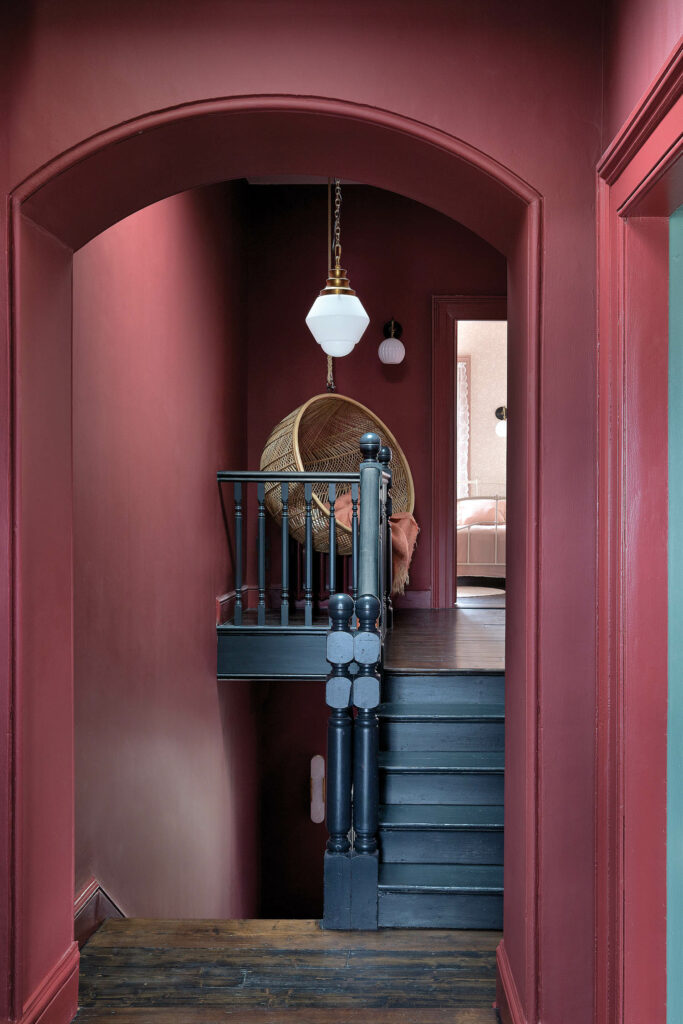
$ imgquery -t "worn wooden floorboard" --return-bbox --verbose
[386,609,505,673]
[75,1011,497,1023]
[76,920,500,1023]
[88,919,501,951]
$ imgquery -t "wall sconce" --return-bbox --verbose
[378,319,406,364]
[495,406,507,438]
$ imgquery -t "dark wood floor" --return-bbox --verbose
[75,919,501,1023]
[386,609,505,674]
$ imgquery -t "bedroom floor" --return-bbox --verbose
[385,607,505,673]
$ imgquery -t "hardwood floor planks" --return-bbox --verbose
[75,1011,497,1023]
[386,609,504,673]
[75,920,500,1023]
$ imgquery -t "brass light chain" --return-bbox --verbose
[326,177,342,393]
[333,177,342,268]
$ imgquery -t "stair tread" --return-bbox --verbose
[379,702,504,721]
[379,751,504,772]
[379,804,504,829]
[379,863,503,893]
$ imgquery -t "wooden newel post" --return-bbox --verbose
[351,592,381,929]
[359,432,382,604]
[323,592,354,929]
[378,445,394,630]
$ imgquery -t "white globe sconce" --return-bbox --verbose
[378,319,406,365]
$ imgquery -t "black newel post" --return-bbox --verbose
[323,592,354,930]
[378,445,394,631]
[351,592,381,929]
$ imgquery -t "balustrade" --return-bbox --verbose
[218,436,394,929]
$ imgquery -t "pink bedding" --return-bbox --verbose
[457,523,506,576]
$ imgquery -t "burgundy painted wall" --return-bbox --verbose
[603,0,683,144]
[3,3,607,1022]
[246,184,507,603]
[73,182,261,919]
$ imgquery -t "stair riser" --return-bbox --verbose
[378,891,503,930]
[381,772,504,805]
[380,721,504,751]
[379,829,504,865]
[383,675,504,704]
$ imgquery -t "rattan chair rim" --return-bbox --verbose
[290,392,415,532]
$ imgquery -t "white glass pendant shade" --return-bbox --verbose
[378,336,406,364]
[495,418,507,438]
[306,291,370,357]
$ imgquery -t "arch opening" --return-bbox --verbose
[8,95,541,1022]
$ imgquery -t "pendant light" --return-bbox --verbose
[305,178,369,357]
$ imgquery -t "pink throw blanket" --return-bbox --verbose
[332,492,419,595]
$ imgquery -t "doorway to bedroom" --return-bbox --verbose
[456,318,508,609]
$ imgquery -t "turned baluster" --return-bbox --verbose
[281,481,290,626]
[351,482,359,601]
[257,481,267,625]
[233,480,243,626]
[378,445,394,630]
[328,482,337,596]
[304,482,314,626]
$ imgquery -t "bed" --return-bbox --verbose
[457,496,506,579]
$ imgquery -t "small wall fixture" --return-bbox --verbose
[305,178,369,358]
[378,319,406,365]
[495,406,507,438]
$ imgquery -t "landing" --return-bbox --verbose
[75,919,501,1022]
[386,609,505,674]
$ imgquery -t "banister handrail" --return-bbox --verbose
[218,470,361,483]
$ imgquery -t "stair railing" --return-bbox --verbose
[217,470,361,625]
[324,432,392,930]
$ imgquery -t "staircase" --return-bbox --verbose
[376,671,504,929]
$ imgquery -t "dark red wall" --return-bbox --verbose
[0,2,628,1021]
[247,184,507,604]
[603,0,683,143]
[73,182,261,918]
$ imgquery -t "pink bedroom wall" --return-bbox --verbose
[72,182,261,919]
[603,0,683,144]
[246,184,507,604]
[3,3,606,1021]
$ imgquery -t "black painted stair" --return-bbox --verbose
[377,671,504,929]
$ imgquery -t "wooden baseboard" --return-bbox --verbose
[74,877,124,948]
[19,942,79,1024]
[495,941,527,1024]
[393,588,432,609]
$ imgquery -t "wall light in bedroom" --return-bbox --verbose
[378,319,406,364]
[305,178,369,358]
[495,406,508,438]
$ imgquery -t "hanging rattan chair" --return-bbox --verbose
[259,393,415,555]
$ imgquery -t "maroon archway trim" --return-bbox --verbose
[12,93,540,209]
[596,38,683,1024]
[5,95,542,1024]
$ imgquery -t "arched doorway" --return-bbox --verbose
[6,96,541,1023]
